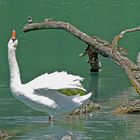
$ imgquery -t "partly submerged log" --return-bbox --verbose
[23,19,140,94]
[79,45,101,72]
[114,100,140,113]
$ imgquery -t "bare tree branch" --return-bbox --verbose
[23,19,140,94]
[112,26,140,48]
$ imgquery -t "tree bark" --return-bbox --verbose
[23,19,140,94]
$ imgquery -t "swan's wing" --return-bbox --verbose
[28,71,85,91]
[34,89,92,110]
[34,89,77,103]
[34,89,80,112]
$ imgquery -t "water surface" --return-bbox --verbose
[0,0,140,139]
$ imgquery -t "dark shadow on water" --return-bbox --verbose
[88,72,101,101]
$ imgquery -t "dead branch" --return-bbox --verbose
[112,26,140,48]
[23,19,140,95]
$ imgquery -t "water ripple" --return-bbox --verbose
[0,0,8,6]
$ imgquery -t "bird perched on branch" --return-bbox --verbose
[28,16,32,24]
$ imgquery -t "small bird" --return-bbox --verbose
[28,16,32,24]
[8,30,92,120]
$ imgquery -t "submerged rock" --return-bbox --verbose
[69,101,101,115]
[61,135,72,140]
[0,131,8,140]
[114,99,140,113]
[61,131,73,140]
[47,132,73,140]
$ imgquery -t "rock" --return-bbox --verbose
[61,131,73,140]
[69,101,101,115]
[114,99,140,113]
[0,131,8,140]
[61,135,72,140]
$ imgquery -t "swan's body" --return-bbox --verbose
[8,31,92,116]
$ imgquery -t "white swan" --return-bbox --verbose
[8,30,92,118]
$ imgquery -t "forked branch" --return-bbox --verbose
[112,26,140,48]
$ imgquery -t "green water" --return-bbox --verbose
[0,0,140,139]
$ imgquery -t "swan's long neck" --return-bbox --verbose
[8,48,21,87]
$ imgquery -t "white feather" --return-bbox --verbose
[27,71,85,91]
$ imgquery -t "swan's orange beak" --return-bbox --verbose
[12,30,16,40]
[11,30,17,48]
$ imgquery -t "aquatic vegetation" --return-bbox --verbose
[58,89,86,96]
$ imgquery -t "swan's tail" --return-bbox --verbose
[72,92,92,105]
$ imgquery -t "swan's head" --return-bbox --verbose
[8,30,18,50]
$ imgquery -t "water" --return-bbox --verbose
[0,0,140,139]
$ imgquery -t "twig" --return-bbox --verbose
[112,26,140,48]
